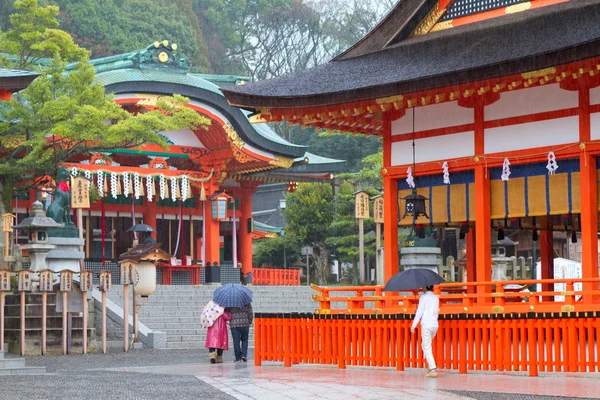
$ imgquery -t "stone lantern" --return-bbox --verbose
[13,201,63,274]
[119,243,170,297]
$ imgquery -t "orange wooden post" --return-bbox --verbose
[239,185,254,283]
[474,165,492,304]
[396,316,404,371]
[20,291,25,357]
[540,226,554,301]
[568,317,578,372]
[382,175,398,282]
[579,87,599,303]
[459,318,467,374]
[284,314,292,367]
[528,317,538,376]
[465,229,476,293]
[255,314,262,366]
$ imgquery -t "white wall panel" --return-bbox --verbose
[391,101,473,135]
[484,116,578,154]
[591,113,600,140]
[485,85,578,121]
[391,131,474,166]
[591,86,600,106]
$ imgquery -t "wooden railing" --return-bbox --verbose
[254,311,600,376]
[311,278,600,315]
[253,268,301,286]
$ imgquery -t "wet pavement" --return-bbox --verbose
[2,349,599,399]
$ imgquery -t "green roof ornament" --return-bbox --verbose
[129,41,190,73]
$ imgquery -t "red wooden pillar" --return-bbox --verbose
[0,90,11,101]
[383,118,399,282]
[473,102,491,303]
[578,86,599,302]
[205,199,221,264]
[466,229,476,294]
[474,165,491,303]
[143,200,158,241]
[239,184,255,282]
[539,226,554,301]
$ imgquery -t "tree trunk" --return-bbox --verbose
[0,177,14,215]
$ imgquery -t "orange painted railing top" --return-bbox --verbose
[311,277,600,315]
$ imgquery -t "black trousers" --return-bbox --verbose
[209,348,223,356]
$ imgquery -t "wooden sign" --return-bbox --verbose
[355,191,370,219]
[120,262,136,286]
[70,176,90,209]
[99,270,112,292]
[80,270,93,292]
[39,269,54,292]
[17,270,32,292]
[0,269,11,291]
[2,213,15,232]
[373,197,384,224]
[59,270,74,292]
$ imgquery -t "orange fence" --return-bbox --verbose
[253,268,300,286]
[254,312,600,376]
[311,278,600,315]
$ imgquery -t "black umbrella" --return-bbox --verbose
[383,268,445,292]
[127,224,156,233]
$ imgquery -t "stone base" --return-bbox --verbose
[400,247,442,273]
[48,224,79,238]
[46,237,84,274]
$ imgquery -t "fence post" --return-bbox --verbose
[527,316,538,376]
[396,315,404,371]
[337,315,346,369]
[284,313,292,367]
[255,313,262,366]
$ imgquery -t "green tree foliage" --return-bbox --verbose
[0,0,87,69]
[52,0,211,71]
[0,1,211,213]
[252,233,300,268]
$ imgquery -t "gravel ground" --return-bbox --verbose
[0,370,235,400]
[23,348,254,372]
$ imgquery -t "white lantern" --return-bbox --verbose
[134,261,156,297]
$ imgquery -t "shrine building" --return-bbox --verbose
[10,42,344,283]
[222,0,600,298]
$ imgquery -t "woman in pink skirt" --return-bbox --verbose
[205,310,231,363]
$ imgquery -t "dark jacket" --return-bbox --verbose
[227,304,253,328]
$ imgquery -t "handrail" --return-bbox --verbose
[311,278,600,315]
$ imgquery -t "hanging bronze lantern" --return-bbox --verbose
[400,191,429,220]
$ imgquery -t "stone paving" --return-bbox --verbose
[1,349,599,399]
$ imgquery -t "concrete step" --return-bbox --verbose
[166,341,204,349]
[0,367,47,375]
[0,358,25,369]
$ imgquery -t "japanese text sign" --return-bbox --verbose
[355,192,369,219]
[99,271,112,292]
[70,176,90,209]
[373,197,384,224]
[60,270,73,292]
[18,270,32,292]
[39,270,54,292]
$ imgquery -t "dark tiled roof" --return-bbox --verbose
[0,68,38,91]
[223,1,600,109]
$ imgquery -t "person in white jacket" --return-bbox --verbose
[410,285,440,378]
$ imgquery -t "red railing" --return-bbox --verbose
[254,311,600,376]
[311,278,600,315]
[157,263,202,285]
[253,268,301,286]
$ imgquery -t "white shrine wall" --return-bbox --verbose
[389,83,588,167]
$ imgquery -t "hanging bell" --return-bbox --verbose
[459,222,469,240]
[571,230,577,243]
[532,228,539,242]
[497,228,505,241]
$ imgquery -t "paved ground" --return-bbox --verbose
[1,349,599,400]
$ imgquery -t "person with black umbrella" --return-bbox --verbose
[410,285,440,378]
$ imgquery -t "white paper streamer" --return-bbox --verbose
[159,174,167,200]
[406,167,415,189]
[110,172,118,199]
[97,171,104,197]
[133,172,141,199]
[84,170,91,191]
[442,162,450,185]
[546,151,558,175]
[501,158,511,181]
[70,166,78,177]
[122,172,130,197]
[181,175,189,201]
[170,177,178,202]
[146,176,153,202]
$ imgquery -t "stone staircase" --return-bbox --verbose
[107,285,316,350]
[0,350,46,375]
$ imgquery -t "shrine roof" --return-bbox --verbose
[0,68,38,92]
[254,221,283,235]
[90,42,307,158]
[222,0,600,109]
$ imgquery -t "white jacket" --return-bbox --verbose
[411,291,439,329]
